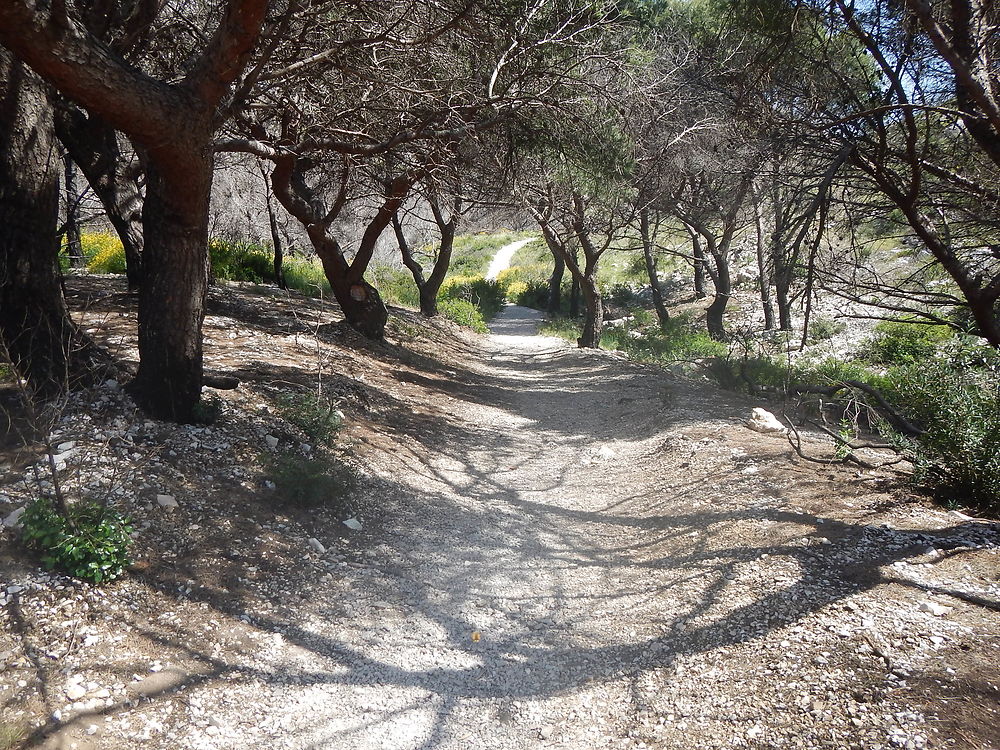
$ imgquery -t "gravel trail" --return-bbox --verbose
[14,298,997,750]
[484,238,538,281]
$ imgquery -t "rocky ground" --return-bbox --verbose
[0,277,998,750]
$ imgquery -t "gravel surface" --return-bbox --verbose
[2,292,998,750]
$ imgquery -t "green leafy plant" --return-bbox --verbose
[84,232,127,274]
[266,452,357,508]
[860,319,953,365]
[209,238,277,283]
[283,257,332,297]
[20,499,133,583]
[191,394,223,425]
[807,316,846,343]
[274,391,343,445]
[438,274,506,320]
[887,359,1000,512]
[0,721,26,750]
[438,298,488,333]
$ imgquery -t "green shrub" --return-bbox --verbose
[516,280,554,309]
[20,499,133,583]
[274,390,343,446]
[283,257,331,297]
[209,238,277,283]
[439,275,506,320]
[807,316,846,343]
[887,359,1000,512]
[84,232,127,274]
[860,319,953,365]
[371,266,420,308]
[266,452,357,508]
[439,298,489,333]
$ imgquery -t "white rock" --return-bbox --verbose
[596,446,616,460]
[947,510,974,521]
[264,435,279,449]
[918,600,952,616]
[65,683,87,701]
[746,408,786,434]
[3,506,25,528]
[6,584,24,594]
[307,537,326,554]
[343,518,363,531]
[56,441,76,452]
[156,494,178,509]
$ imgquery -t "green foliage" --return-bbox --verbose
[84,232,127,274]
[0,721,26,750]
[209,239,277,284]
[191,394,223,425]
[283,257,332,297]
[807,316,846,343]
[20,499,133,584]
[273,391,343,446]
[543,314,726,362]
[438,275,506,320]
[888,358,1000,512]
[266,452,357,508]
[439,298,489,333]
[371,266,420,308]
[860,319,954,365]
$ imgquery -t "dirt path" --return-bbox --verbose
[177,306,998,749]
[3,291,998,750]
[485,238,537,281]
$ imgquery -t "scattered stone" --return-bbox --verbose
[596,446,616,460]
[308,537,326,554]
[746,408,786,434]
[65,682,87,701]
[156,494,178,509]
[3,506,25,528]
[918,600,952,616]
[265,434,279,449]
[343,518,363,531]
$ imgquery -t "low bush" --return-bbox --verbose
[807,316,846,343]
[84,232,127,274]
[439,275,506,320]
[266,452,357,508]
[20,499,133,583]
[439,298,488,333]
[887,355,1000,512]
[371,267,420,308]
[283,257,331,297]
[209,238,277,284]
[273,390,343,446]
[859,319,953,365]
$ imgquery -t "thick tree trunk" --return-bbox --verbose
[63,153,84,268]
[775,268,793,331]
[639,209,670,329]
[692,236,707,299]
[706,251,731,341]
[577,275,603,348]
[330,274,389,339]
[0,55,82,396]
[129,151,212,422]
[540,231,565,314]
[55,107,144,290]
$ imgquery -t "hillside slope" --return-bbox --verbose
[1,279,998,750]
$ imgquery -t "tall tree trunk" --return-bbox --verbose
[545,238,565,314]
[639,208,670,329]
[706,250,731,341]
[752,196,775,330]
[0,55,95,396]
[264,186,286,290]
[577,274,603,348]
[692,234,707,299]
[63,152,84,268]
[129,149,212,422]
[569,246,581,318]
[54,107,144,290]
